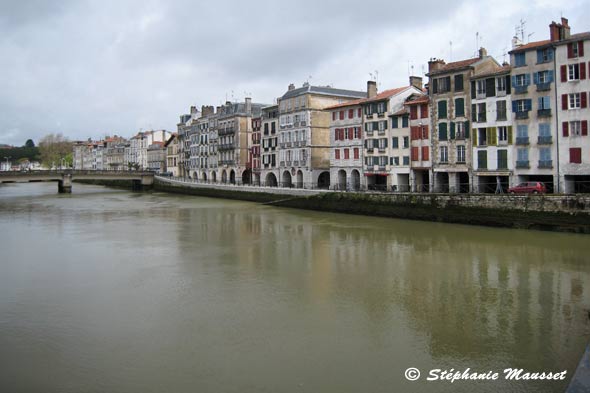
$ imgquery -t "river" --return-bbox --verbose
[1,182,589,393]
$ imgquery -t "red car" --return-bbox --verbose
[508,181,547,194]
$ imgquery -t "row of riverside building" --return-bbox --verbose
[76,17,590,194]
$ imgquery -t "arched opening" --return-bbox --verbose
[338,170,347,191]
[282,171,292,188]
[317,171,330,189]
[221,170,227,184]
[265,172,278,187]
[202,172,207,182]
[193,171,199,181]
[253,173,260,186]
[211,171,217,183]
[296,170,303,188]
[242,169,252,185]
[229,170,236,184]
[351,169,360,191]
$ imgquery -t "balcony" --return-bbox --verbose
[219,160,235,166]
[514,85,528,94]
[516,136,529,145]
[378,166,386,171]
[515,111,529,120]
[217,127,235,136]
[536,82,552,92]
[516,160,530,168]
[538,136,553,144]
[217,143,236,151]
[537,109,552,118]
[538,160,553,169]
[293,160,299,166]
[279,161,285,167]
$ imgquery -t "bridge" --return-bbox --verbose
[0,170,155,193]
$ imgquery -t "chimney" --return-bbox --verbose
[190,106,197,115]
[549,21,560,42]
[245,97,252,115]
[288,83,295,91]
[409,76,423,90]
[478,47,487,58]
[367,80,377,98]
[561,17,571,39]
[201,105,214,117]
[216,106,221,114]
[427,58,446,73]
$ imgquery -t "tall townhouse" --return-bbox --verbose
[363,79,425,191]
[207,110,219,182]
[553,19,590,193]
[251,116,262,185]
[277,83,366,189]
[215,98,266,185]
[406,91,432,192]
[176,106,200,178]
[165,134,180,177]
[190,106,214,181]
[427,48,500,192]
[327,99,364,191]
[260,105,279,186]
[509,36,558,191]
[471,65,514,193]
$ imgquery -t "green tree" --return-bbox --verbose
[38,133,73,168]
[25,139,35,148]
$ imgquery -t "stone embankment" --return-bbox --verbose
[154,177,590,233]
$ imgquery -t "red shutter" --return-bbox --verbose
[335,149,340,160]
[410,106,418,120]
[339,111,344,120]
[422,125,429,139]
[581,62,587,80]
[579,41,585,57]
[570,148,581,164]
[357,108,361,118]
[563,122,569,137]
[348,128,353,140]
[354,148,359,159]
[562,94,569,110]
[332,112,336,121]
[421,146,429,161]
[561,65,567,82]
[411,147,419,161]
[582,92,588,108]
[582,120,588,136]
[568,43,574,59]
[344,148,349,159]
[420,104,428,119]
[348,109,353,119]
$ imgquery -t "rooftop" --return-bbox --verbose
[427,57,481,76]
[326,86,414,110]
[281,84,366,100]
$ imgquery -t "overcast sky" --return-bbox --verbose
[0,0,588,145]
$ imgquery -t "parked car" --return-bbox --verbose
[508,182,547,194]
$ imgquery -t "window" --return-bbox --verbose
[420,104,428,119]
[455,98,465,117]
[538,96,551,110]
[514,74,529,87]
[391,117,399,129]
[402,116,409,128]
[517,125,528,137]
[344,148,350,159]
[477,103,486,122]
[378,138,387,150]
[496,100,507,121]
[536,48,554,63]
[440,146,448,163]
[497,76,506,92]
[568,41,584,59]
[335,149,340,160]
[411,147,419,161]
[517,148,529,163]
[539,147,551,163]
[476,80,486,95]
[570,148,582,163]
[339,111,344,120]
[568,64,580,81]
[348,109,354,119]
[402,156,410,166]
[434,77,450,93]
[377,101,387,114]
[536,70,554,84]
[403,136,409,148]
[456,122,466,139]
[392,137,399,148]
[454,74,464,91]
[569,93,581,109]
[498,126,508,143]
[478,128,487,146]
[514,52,526,67]
[438,100,448,119]
[354,127,361,139]
[353,148,359,159]
[570,121,582,136]
[457,145,466,163]
[513,99,532,112]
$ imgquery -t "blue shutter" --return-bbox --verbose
[524,74,531,86]
[525,99,532,111]
[536,50,543,64]
[512,101,518,112]
[511,75,516,87]
[533,72,539,85]
[548,48,554,61]
[391,117,398,129]
[547,70,554,82]
[537,97,542,108]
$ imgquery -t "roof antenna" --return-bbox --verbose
[449,41,453,61]
[475,32,479,57]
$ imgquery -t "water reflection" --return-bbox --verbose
[1,182,589,393]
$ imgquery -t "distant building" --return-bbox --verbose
[165,134,180,177]
[147,142,166,173]
[259,105,279,186]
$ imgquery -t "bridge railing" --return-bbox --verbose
[0,169,154,177]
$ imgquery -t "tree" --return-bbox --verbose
[38,133,73,168]
[25,139,35,148]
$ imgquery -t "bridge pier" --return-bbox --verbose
[58,174,72,193]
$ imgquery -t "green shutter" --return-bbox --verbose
[438,100,447,119]
[471,104,477,122]
[507,126,513,145]
[472,129,477,146]
[455,98,465,117]
[464,121,470,138]
[490,127,497,145]
[438,122,448,140]
[450,122,456,139]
